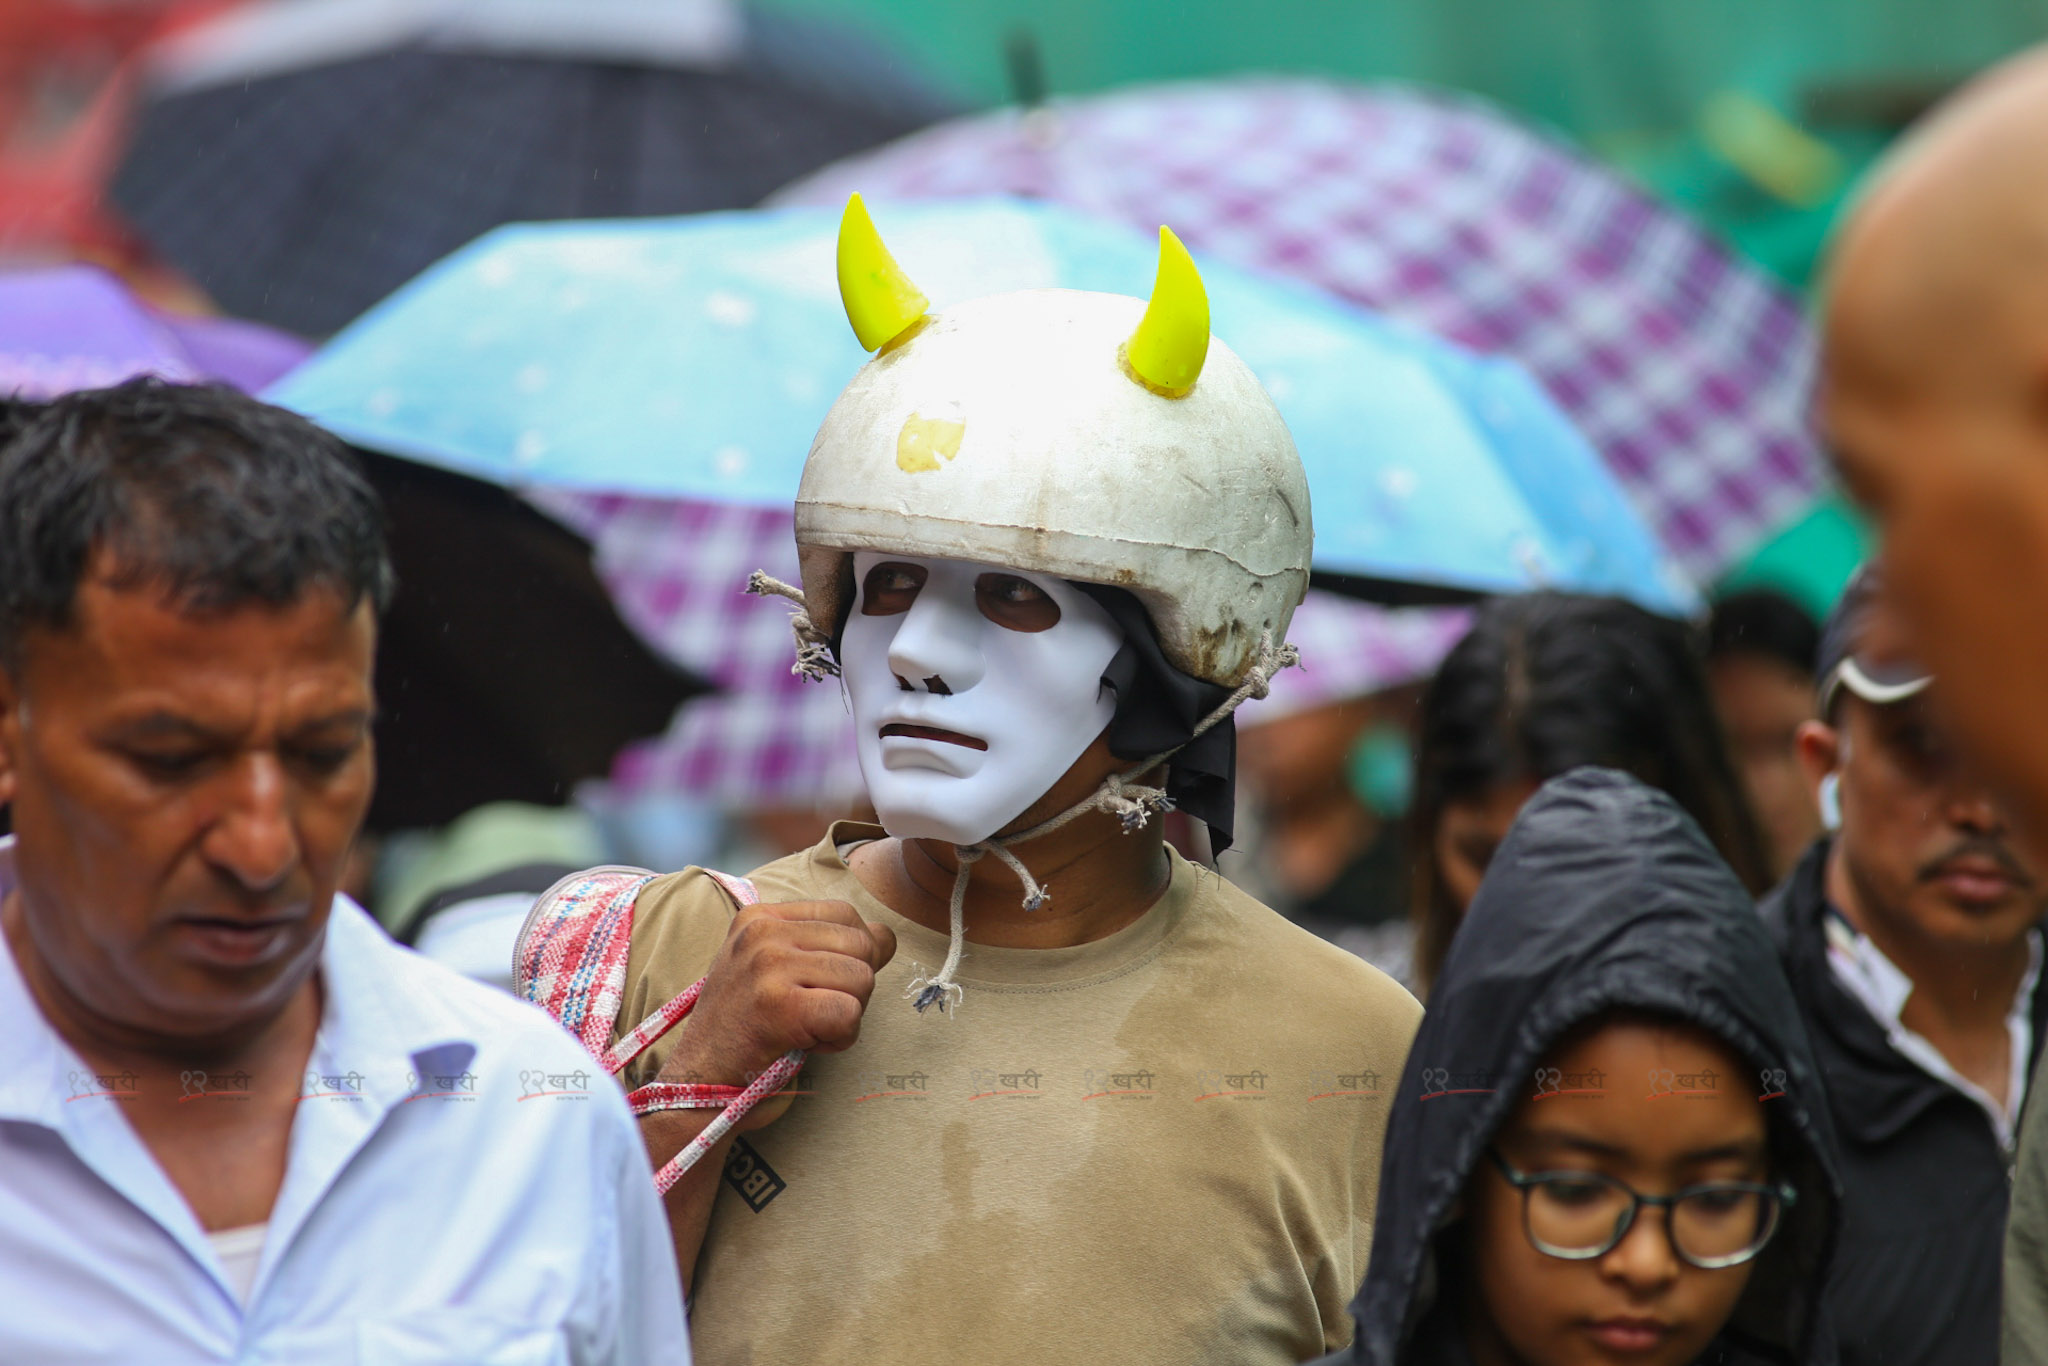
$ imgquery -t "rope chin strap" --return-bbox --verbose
[904,631,1297,1015]
[748,566,1298,1015]
[749,571,840,680]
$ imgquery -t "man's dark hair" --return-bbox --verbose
[0,395,44,449]
[1706,589,1821,680]
[0,378,393,668]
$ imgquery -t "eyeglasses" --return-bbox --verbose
[1486,1149,1794,1269]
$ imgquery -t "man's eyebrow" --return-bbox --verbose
[288,707,374,733]
[103,713,225,743]
[105,707,374,742]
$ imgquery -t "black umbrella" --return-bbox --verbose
[361,450,709,831]
[111,4,958,336]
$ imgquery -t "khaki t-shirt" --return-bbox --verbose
[613,825,1422,1366]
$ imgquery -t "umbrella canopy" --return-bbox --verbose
[0,263,307,396]
[0,263,706,831]
[270,199,1692,609]
[107,0,956,336]
[357,452,708,831]
[269,199,1689,805]
[775,78,1824,582]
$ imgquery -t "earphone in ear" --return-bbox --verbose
[1819,773,1843,832]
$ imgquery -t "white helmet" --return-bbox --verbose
[792,195,1312,688]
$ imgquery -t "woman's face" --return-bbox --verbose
[1464,1020,1773,1366]
[1434,780,1538,916]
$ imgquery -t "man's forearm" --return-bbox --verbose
[638,1109,737,1295]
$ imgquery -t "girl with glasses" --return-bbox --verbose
[1315,768,1843,1365]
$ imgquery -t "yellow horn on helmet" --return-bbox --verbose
[837,192,928,353]
[1121,226,1210,398]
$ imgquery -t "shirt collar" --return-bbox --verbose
[0,840,64,1124]
[0,836,480,1122]
[1822,908,1917,1022]
[310,887,481,1107]
[1824,903,2042,1143]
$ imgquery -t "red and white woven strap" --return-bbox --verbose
[603,977,705,1076]
[650,1049,805,1194]
[628,1079,743,1115]
[604,870,808,1194]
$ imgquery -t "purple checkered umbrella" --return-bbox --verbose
[538,80,1820,808]
[776,78,1824,581]
[530,490,1469,808]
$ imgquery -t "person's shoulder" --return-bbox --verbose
[634,841,835,930]
[1175,859,1423,1027]
[633,865,744,936]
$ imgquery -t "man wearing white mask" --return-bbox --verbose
[518,197,1421,1365]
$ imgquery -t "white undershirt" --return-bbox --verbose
[1825,910,2041,1151]
[206,1223,267,1304]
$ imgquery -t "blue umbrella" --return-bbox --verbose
[270,197,1695,612]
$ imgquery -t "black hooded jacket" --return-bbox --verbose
[1328,768,1843,1365]
[1758,838,2046,1366]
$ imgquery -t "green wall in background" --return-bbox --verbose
[760,0,2048,288]
[761,0,2048,135]
[1718,494,1873,622]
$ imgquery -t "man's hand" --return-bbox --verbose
[656,899,896,1123]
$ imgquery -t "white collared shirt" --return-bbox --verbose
[0,838,690,1366]
[1825,907,2042,1150]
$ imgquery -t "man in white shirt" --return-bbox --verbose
[1758,562,2047,1366]
[0,379,689,1364]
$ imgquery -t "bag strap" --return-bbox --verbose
[515,865,797,1193]
[514,865,762,1069]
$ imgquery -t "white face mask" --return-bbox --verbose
[840,552,1124,846]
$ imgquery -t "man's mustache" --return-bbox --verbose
[1916,837,2035,887]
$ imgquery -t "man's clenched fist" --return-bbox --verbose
[656,899,896,1126]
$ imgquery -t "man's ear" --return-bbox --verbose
[1794,718,1842,814]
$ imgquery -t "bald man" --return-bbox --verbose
[1822,49,2048,834]
[1819,46,2048,1364]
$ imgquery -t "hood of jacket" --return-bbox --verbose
[1351,767,1843,1365]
